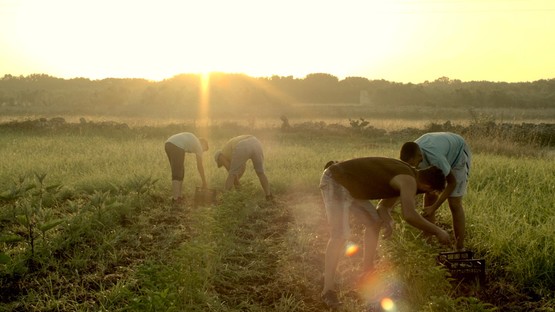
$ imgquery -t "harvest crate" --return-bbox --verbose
[437,251,486,285]
[193,187,219,208]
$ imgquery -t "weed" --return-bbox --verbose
[0,174,65,263]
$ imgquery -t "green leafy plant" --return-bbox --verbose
[126,175,159,196]
[0,173,65,262]
[85,190,125,228]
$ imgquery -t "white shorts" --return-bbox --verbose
[319,169,380,240]
[451,145,471,197]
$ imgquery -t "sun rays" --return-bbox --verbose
[196,72,211,138]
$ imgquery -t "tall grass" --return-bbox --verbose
[0,132,169,191]
[465,155,555,296]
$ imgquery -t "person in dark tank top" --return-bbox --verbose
[319,157,450,308]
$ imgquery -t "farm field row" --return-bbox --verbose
[1,121,554,311]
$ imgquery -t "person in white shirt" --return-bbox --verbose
[165,132,208,205]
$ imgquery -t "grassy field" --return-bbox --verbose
[1,118,554,311]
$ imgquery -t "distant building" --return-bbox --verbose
[360,90,370,105]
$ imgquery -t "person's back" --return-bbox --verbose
[329,157,416,199]
[220,135,253,160]
[414,132,466,174]
[166,132,203,155]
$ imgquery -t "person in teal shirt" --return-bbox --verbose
[400,132,472,251]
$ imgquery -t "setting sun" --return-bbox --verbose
[1,0,554,82]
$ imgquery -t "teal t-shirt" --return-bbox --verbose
[415,132,466,176]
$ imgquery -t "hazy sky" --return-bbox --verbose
[1,0,554,83]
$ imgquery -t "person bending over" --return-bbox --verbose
[400,132,471,251]
[165,132,208,206]
[319,157,450,308]
[214,135,273,200]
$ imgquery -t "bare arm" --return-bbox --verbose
[424,171,456,216]
[220,157,242,190]
[391,175,451,245]
[196,154,207,188]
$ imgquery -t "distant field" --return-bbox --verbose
[1,104,554,131]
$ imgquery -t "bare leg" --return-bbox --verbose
[448,197,466,250]
[256,172,271,196]
[322,237,345,295]
[171,180,182,200]
[362,225,380,271]
[423,192,438,224]
[224,174,237,191]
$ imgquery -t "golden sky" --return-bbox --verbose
[1,0,554,83]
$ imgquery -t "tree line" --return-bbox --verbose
[1,73,554,119]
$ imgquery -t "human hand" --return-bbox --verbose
[436,229,451,246]
[422,205,435,217]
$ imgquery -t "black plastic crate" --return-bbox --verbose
[193,187,219,208]
[437,250,474,262]
[437,251,486,285]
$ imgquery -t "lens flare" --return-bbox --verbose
[345,242,360,257]
[357,265,401,312]
[197,72,210,138]
[381,297,396,311]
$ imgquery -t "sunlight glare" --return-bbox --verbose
[4,0,553,82]
[197,72,210,137]
[357,266,402,311]
[381,297,396,311]
[345,242,360,257]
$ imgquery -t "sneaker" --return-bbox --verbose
[321,290,342,309]
[265,194,274,201]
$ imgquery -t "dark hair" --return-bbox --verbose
[400,141,419,162]
[418,166,446,191]
[324,160,338,170]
